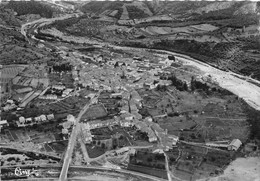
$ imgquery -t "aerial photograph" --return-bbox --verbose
[0,0,260,181]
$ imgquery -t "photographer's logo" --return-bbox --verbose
[14,167,39,177]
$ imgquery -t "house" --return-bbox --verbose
[67,114,76,124]
[62,89,73,97]
[40,115,47,122]
[82,129,93,144]
[39,94,57,100]
[25,118,33,124]
[34,116,41,122]
[52,84,65,90]
[158,80,172,86]
[81,124,94,143]
[148,133,157,142]
[134,121,157,142]
[120,112,134,121]
[0,120,9,128]
[0,120,9,132]
[62,121,73,129]
[3,104,17,112]
[110,92,123,99]
[120,119,133,127]
[19,117,25,124]
[228,139,242,151]
[168,134,179,145]
[6,100,14,104]
[153,149,164,154]
[88,120,103,129]
[144,117,153,122]
[62,128,69,135]
[47,114,54,120]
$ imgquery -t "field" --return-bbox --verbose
[140,24,219,36]
[168,143,235,180]
[85,144,105,158]
[48,72,74,88]
[128,164,168,179]
[129,149,166,169]
[26,95,89,118]
[1,65,27,79]
[46,140,68,155]
[81,104,107,120]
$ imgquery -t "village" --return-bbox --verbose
[1,42,255,180]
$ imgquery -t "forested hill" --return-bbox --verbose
[6,1,58,18]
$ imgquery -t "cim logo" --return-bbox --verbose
[14,167,39,177]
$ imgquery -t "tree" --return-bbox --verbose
[101,143,105,149]
[147,157,153,162]
[114,62,119,68]
[169,157,175,163]
[183,82,188,91]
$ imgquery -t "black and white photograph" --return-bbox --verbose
[0,0,260,180]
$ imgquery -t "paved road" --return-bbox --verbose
[59,91,100,181]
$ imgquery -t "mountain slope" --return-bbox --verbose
[0,5,20,26]
[5,1,61,18]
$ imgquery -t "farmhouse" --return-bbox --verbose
[0,120,9,132]
[228,139,242,151]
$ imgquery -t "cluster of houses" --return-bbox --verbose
[39,94,58,100]
[68,51,177,93]
[38,85,74,100]
[60,114,76,135]
[16,114,55,127]
[2,100,17,112]
[80,112,179,150]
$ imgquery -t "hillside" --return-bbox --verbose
[0,5,21,26]
[0,3,62,65]
[79,1,260,22]
[5,1,61,18]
